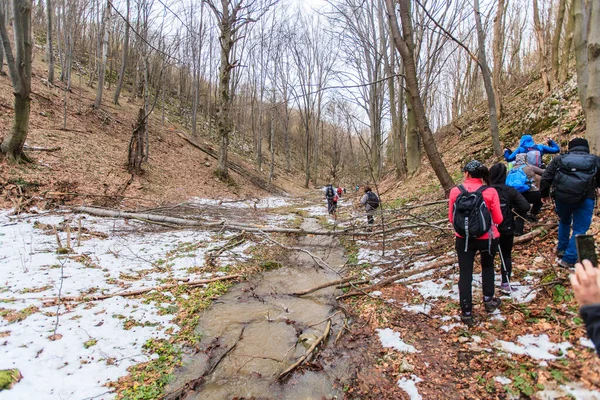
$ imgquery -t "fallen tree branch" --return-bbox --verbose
[23,145,61,152]
[291,276,359,296]
[337,256,455,299]
[278,319,331,380]
[75,206,443,237]
[258,230,336,273]
[514,224,558,244]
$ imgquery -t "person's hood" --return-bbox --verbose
[489,163,507,185]
[519,135,535,149]
[514,153,527,166]
[569,146,590,154]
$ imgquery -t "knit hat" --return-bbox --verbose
[568,137,589,150]
[489,163,507,185]
[514,153,527,166]
[463,160,483,172]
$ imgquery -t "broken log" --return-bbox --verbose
[514,223,557,244]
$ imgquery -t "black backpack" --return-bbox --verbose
[452,185,493,250]
[552,153,598,203]
[326,185,334,198]
[366,191,380,209]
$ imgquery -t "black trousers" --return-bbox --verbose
[498,234,514,284]
[514,191,542,235]
[456,237,498,314]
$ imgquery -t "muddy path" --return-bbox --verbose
[166,216,359,399]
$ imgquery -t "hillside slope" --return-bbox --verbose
[0,49,302,210]
[381,73,584,201]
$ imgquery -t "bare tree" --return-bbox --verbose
[113,0,129,105]
[532,0,551,94]
[0,0,33,162]
[492,0,505,118]
[551,0,567,82]
[584,0,599,152]
[473,0,502,157]
[94,0,111,109]
[385,0,453,194]
[204,0,276,179]
[46,0,54,83]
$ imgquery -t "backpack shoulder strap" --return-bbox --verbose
[457,184,467,194]
[475,185,489,194]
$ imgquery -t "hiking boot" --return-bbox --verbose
[556,248,566,258]
[461,313,476,326]
[557,259,575,270]
[500,283,518,294]
[483,297,502,313]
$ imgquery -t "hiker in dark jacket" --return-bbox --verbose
[540,138,600,269]
[571,259,600,356]
[448,161,503,326]
[360,186,379,226]
[490,163,530,293]
[504,134,559,164]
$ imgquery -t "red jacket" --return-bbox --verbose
[448,178,503,239]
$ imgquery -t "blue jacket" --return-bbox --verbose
[504,135,560,162]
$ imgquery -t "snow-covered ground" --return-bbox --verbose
[0,206,256,399]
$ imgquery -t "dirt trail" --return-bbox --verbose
[166,217,356,399]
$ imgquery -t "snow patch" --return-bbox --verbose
[495,376,512,385]
[494,334,572,360]
[397,375,423,400]
[377,328,418,353]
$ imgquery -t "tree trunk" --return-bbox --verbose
[474,0,503,157]
[492,0,505,119]
[586,0,600,154]
[532,0,551,94]
[93,0,110,109]
[269,106,275,184]
[113,0,129,105]
[1,94,30,161]
[46,0,53,84]
[405,93,420,175]
[0,0,33,162]
[573,0,589,108]
[0,34,4,76]
[560,0,575,82]
[551,0,567,82]
[215,16,233,179]
[385,0,454,195]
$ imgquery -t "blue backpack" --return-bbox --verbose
[506,166,531,193]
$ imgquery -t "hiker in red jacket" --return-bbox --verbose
[449,160,504,325]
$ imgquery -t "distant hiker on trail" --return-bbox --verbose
[540,138,600,269]
[506,153,543,235]
[449,160,503,326]
[360,186,380,227]
[490,163,530,293]
[504,134,559,167]
[324,183,338,218]
[337,187,343,198]
[571,259,600,356]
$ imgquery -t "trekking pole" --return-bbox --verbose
[497,243,513,297]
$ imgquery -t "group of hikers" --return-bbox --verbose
[451,135,600,330]
[324,183,380,226]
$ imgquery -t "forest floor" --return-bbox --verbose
[1,189,600,399]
